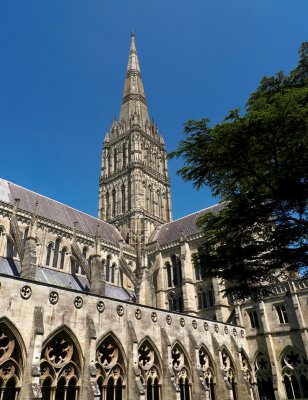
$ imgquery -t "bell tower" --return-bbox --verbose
[98,34,172,245]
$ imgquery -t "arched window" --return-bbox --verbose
[168,295,173,311]
[52,238,61,269]
[172,344,191,400]
[122,144,126,168]
[106,255,111,282]
[108,152,111,175]
[114,148,118,172]
[0,321,23,399]
[275,304,289,324]
[6,238,16,259]
[221,348,237,400]
[112,189,116,217]
[111,263,116,284]
[166,262,172,288]
[121,184,126,214]
[199,347,216,399]
[106,192,110,220]
[96,334,125,400]
[172,255,178,286]
[195,266,201,281]
[254,352,275,400]
[138,339,162,400]
[40,329,81,400]
[46,243,53,266]
[23,227,29,243]
[60,247,67,270]
[208,289,215,307]
[281,347,308,399]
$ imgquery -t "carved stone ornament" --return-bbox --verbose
[241,329,245,338]
[166,315,172,325]
[180,317,185,327]
[135,308,142,320]
[192,320,197,329]
[97,301,105,313]
[204,322,209,331]
[117,305,124,316]
[214,324,219,333]
[20,285,32,299]
[233,328,237,336]
[74,296,83,309]
[151,312,157,322]
[49,291,59,305]
[224,326,229,334]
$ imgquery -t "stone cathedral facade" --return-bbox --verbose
[0,35,307,400]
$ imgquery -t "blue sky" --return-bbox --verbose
[0,0,307,220]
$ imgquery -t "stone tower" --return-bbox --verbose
[98,34,172,245]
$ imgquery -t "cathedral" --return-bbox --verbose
[0,34,307,400]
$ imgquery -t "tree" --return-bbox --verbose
[169,43,308,300]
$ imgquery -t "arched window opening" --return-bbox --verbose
[248,310,260,329]
[221,348,237,400]
[52,238,61,269]
[172,255,178,286]
[106,192,110,220]
[111,263,116,284]
[96,335,125,400]
[40,330,81,400]
[195,266,201,281]
[166,262,172,288]
[276,304,289,324]
[121,184,126,214]
[138,340,162,400]
[281,347,308,399]
[255,352,275,400]
[88,256,93,268]
[0,322,23,400]
[108,153,111,175]
[6,238,17,259]
[114,148,118,172]
[199,347,216,400]
[106,255,111,282]
[122,144,126,168]
[46,243,53,266]
[172,344,191,400]
[60,247,67,270]
[208,289,215,307]
[168,296,173,311]
[112,189,116,217]
[23,227,29,243]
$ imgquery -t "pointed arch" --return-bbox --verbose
[254,350,275,400]
[220,346,238,400]
[198,344,217,399]
[171,341,192,400]
[138,336,163,400]
[96,332,126,400]
[40,325,82,400]
[0,318,26,399]
[280,346,308,399]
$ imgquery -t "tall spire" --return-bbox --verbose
[119,33,150,124]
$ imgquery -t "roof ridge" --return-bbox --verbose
[162,203,223,227]
[2,178,112,228]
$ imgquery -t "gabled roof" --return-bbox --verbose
[150,203,224,245]
[0,178,123,244]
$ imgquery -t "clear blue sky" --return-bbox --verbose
[0,0,307,220]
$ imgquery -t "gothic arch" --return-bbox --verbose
[171,341,192,400]
[253,351,275,400]
[198,344,217,399]
[279,346,308,399]
[96,332,126,400]
[40,325,82,400]
[0,318,26,399]
[138,337,162,400]
[220,346,238,400]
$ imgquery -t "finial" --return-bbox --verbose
[131,31,135,38]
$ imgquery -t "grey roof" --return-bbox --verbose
[0,257,134,301]
[151,203,225,245]
[0,178,123,244]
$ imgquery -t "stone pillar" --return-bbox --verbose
[30,307,44,399]
[90,237,105,296]
[180,240,197,315]
[20,214,38,280]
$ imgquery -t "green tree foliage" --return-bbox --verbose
[169,43,308,300]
